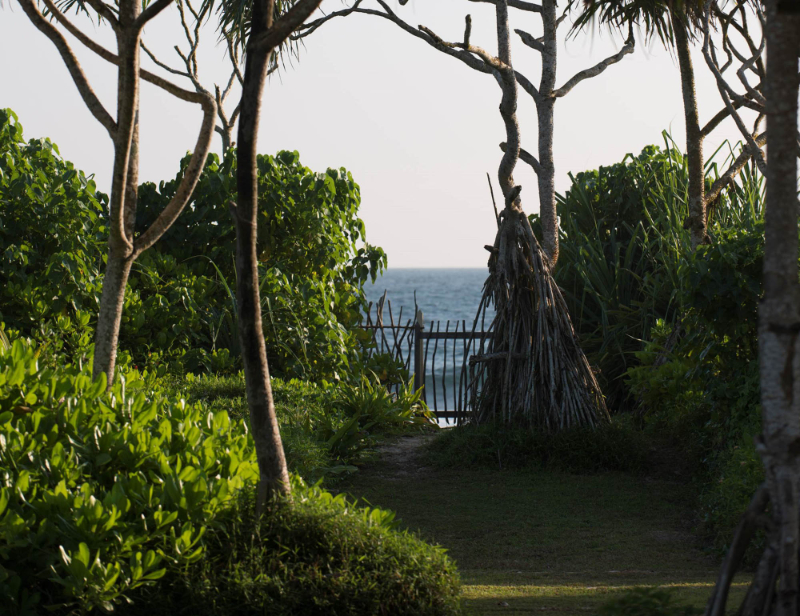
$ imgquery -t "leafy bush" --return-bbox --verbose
[125,478,462,616]
[425,417,649,474]
[135,149,387,381]
[0,341,458,615]
[0,338,259,614]
[626,222,765,557]
[540,133,763,410]
[598,588,702,616]
[0,108,105,360]
[170,373,433,483]
[0,108,385,382]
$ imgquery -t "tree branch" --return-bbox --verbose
[136,0,174,30]
[17,0,117,137]
[501,141,542,174]
[249,0,325,52]
[551,35,634,98]
[515,28,544,53]
[134,92,216,253]
[705,131,766,208]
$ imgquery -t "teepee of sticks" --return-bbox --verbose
[467,190,608,429]
[460,0,607,430]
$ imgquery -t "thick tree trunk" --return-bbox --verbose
[537,0,558,267]
[672,13,706,249]
[758,2,800,613]
[706,3,800,614]
[234,0,291,509]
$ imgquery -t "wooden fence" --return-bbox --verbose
[361,294,493,423]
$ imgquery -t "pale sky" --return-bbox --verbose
[0,1,753,267]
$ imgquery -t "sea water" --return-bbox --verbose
[365,268,495,418]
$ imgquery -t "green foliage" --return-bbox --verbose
[542,132,763,410]
[598,588,703,616]
[0,338,259,614]
[0,109,385,382]
[426,417,649,474]
[135,149,386,381]
[626,220,765,557]
[0,108,105,360]
[125,478,462,616]
[170,373,433,484]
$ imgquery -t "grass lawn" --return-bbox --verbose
[338,434,749,615]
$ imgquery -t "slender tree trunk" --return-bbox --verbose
[758,2,800,613]
[234,0,291,509]
[537,0,558,267]
[93,250,134,386]
[672,12,706,249]
[92,11,141,386]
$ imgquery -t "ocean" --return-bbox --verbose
[365,268,492,327]
[365,268,495,419]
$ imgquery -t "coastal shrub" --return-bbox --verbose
[170,373,433,483]
[0,108,386,382]
[0,338,259,615]
[425,417,649,473]
[0,340,457,615]
[626,223,765,556]
[125,479,462,616]
[538,134,763,410]
[136,148,387,381]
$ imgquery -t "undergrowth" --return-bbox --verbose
[424,416,649,474]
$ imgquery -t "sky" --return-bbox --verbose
[0,0,754,268]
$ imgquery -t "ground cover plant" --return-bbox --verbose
[0,338,457,615]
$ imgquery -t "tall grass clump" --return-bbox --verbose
[538,131,764,411]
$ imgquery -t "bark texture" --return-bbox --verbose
[464,0,607,429]
[705,3,800,614]
[234,0,292,507]
[230,0,323,511]
[673,13,706,249]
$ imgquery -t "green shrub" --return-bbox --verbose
[126,478,462,616]
[597,588,702,616]
[0,108,386,382]
[425,417,649,474]
[169,373,433,483]
[0,338,259,614]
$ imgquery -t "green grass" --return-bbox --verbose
[337,434,749,615]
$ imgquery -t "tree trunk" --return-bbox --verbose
[538,0,558,267]
[758,2,800,613]
[706,3,800,614]
[672,12,706,249]
[234,0,291,510]
[93,15,140,386]
[92,249,134,387]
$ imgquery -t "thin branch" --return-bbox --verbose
[17,0,117,137]
[701,0,766,175]
[515,28,544,53]
[705,132,766,206]
[551,35,634,98]
[501,141,542,174]
[134,94,216,253]
[136,0,174,30]
[141,41,191,78]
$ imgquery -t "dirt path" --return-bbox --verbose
[340,433,749,615]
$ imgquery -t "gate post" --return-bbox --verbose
[413,313,424,398]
